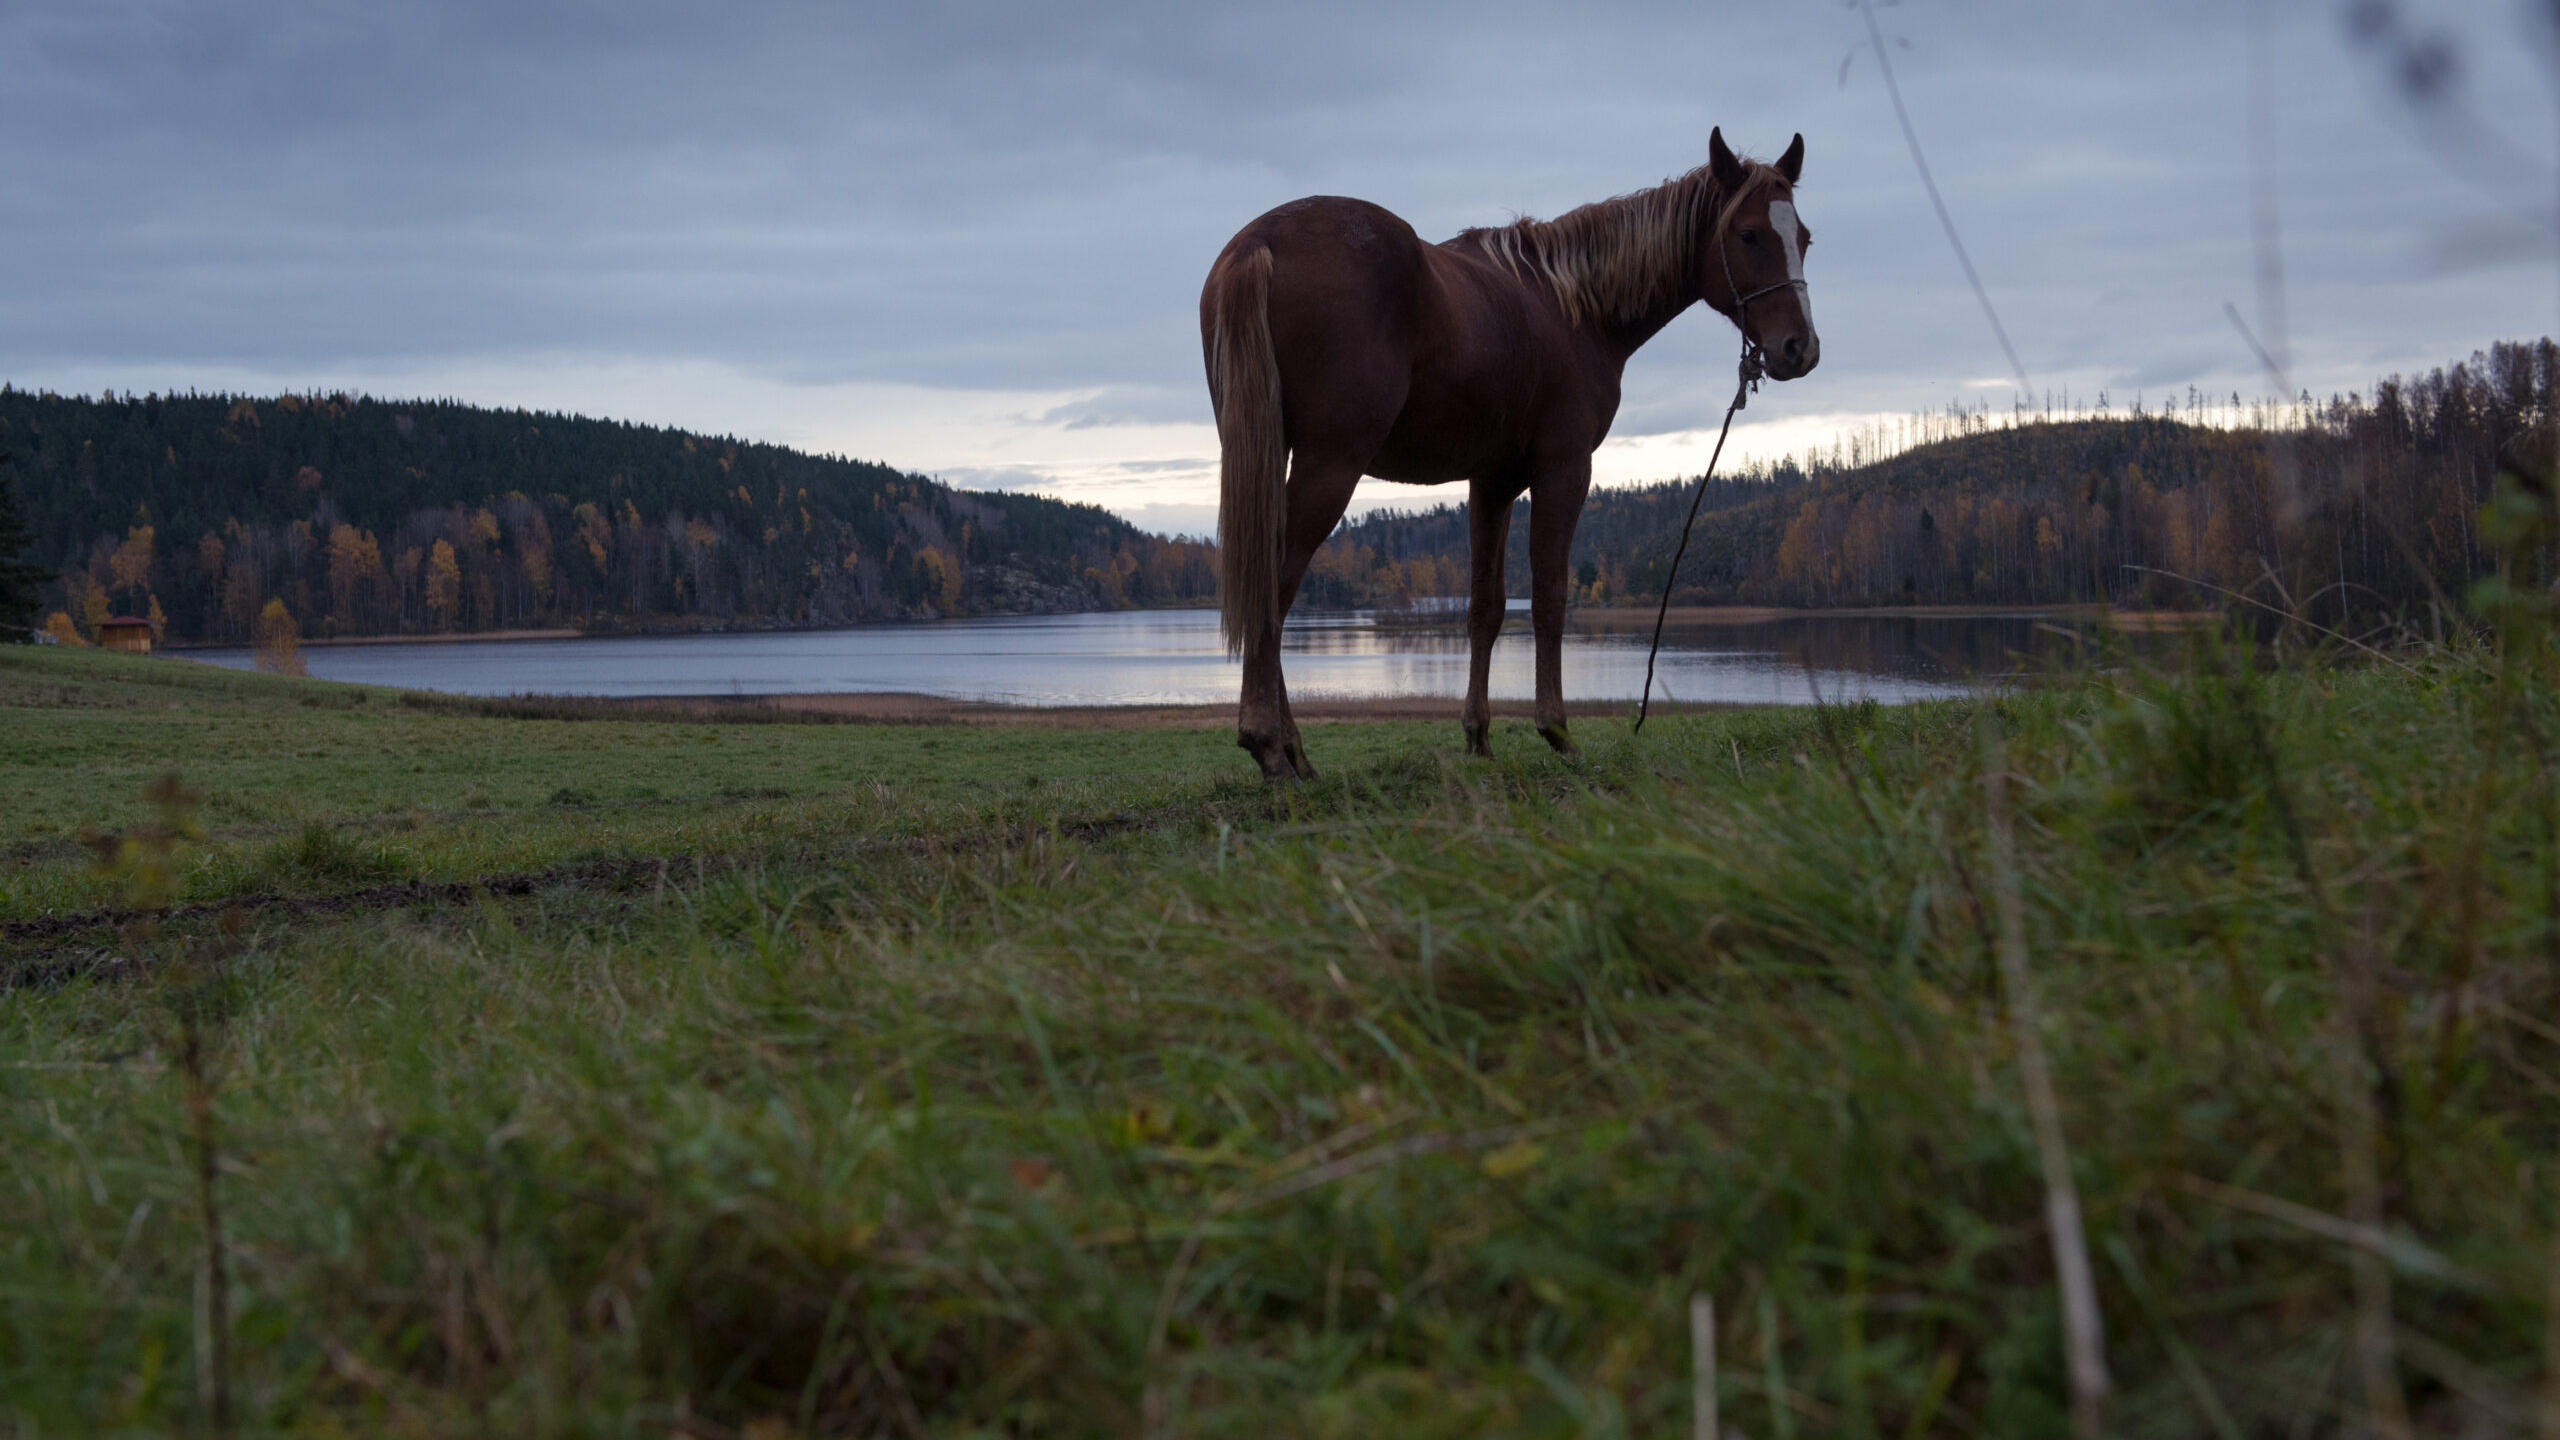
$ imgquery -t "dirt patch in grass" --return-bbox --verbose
[0,858,670,983]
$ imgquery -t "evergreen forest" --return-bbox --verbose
[9,340,2551,644]
[1303,340,2559,625]
[3,389,1214,644]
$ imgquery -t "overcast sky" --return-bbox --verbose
[3,0,2552,536]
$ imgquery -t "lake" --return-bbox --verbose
[188,607,2067,707]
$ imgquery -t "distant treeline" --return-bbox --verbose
[1309,340,2560,622]
[11,341,2550,644]
[4,388,1214,644]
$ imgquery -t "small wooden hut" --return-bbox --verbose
[98,616,155,654]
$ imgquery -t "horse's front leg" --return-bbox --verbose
[1238,455,1364,781]
[1461,477,1518,757]
[1526,454,1593,756]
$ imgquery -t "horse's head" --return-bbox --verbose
[1704,128,1819,382]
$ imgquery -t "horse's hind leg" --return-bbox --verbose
[1236,622,1308,780]
[1527,453,1593,756]
[1461,477,1519,757]
[1237,453,1365,780]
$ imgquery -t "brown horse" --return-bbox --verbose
[1201,128,1821,779]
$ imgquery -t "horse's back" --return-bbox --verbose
[1201,196,1568,477]
[1215,196,1423,279]
[1211,197,1429,336]
[1207,197,1433,455]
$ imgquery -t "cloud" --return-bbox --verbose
[1100,458,1215,475]
[1032,388,1210,430]
[4,0,2556,536]
[2420,214,2560,275]
[1103,502,1220,543]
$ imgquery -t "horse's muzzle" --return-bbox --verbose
[1766,331,1820,382]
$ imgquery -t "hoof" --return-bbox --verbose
[1286,739,1317,781]
[1463,720,1491,758]
[1240,730,1318,781]
[1239,730,1294,780]
[1537,722,1579,757]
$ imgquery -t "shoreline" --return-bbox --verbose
[167,627,583,651]
[1568,603,2217,628]
[598,692,1750,729]
[162,602,2214,651]
[301,626,582,647]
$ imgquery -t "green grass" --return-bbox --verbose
[4,633,2559,1436]
[0,646,1442,920]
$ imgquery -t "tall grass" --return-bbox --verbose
[4,603,2559,1434]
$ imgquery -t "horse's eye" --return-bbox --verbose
[1741,230,1759,245]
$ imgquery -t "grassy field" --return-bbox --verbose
[4,629,2559,1437]
[0,647,1445,926]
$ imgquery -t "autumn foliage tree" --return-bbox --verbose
[3,388,1217,642]
[1323,341,2560,625]
[252,598,306,675]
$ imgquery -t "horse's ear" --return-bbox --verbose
[1776,133,1805,185]
[1709,127,1747,191]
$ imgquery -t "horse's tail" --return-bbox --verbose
[1205,244,1285,656]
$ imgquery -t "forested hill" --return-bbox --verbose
[1303,340,2559,623]
[14,340,2550,643]
[4,387,1213,643]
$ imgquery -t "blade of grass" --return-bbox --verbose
[1979,705,2108,1437]
[2336,907,2414,1439]
[1691,1292,1717,1440]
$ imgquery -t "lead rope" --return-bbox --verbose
[1634,341,1762,734]
[1634,173,1799,733]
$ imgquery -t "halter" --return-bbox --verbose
[1714,241,1789,400]
[1637,184,1811,733]
[1710,175,1806,381]
[1731,275,1809,313]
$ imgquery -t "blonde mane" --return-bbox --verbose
[1456,161,1781,329]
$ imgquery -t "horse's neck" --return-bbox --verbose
[1592,297,1698,361]
[1584,193,1720,359]
[1475,169,1732,361]
[1608,169,1768,359]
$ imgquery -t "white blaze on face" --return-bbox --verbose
[1766,199,1808,307]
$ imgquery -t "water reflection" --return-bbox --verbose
[189,607,2070,707]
